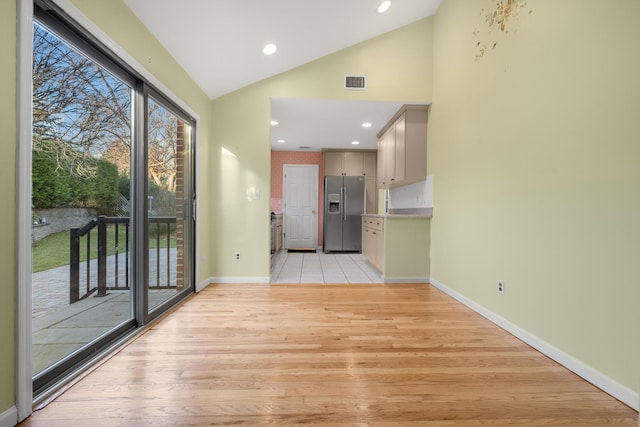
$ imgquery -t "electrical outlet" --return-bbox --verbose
[497,280,505,295]
[235,252,240,261]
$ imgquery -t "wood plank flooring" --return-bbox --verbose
[20,284,637,426]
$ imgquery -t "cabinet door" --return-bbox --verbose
[392,114,406,184]
[376,138,385,187]
[363,152,377,177]
[377,128,394,187]
[404,109,428,183]
[365,177,377,214]
[372,229,383,272]
[386,128,396,184]
[343,152,364,176]
[324,152,344,176]
[362,225,370,261]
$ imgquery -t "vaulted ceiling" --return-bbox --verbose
[123,0,442,150]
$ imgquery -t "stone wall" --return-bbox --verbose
[32,208,96,242]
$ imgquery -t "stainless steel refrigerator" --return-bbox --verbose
[323,176,365,253]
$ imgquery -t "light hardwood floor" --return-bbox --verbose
[20,284,637,426]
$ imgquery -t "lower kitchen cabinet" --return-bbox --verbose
[362,214,431,282]
[362,216,384,272]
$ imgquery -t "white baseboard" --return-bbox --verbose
[195,277,213,292]
[383,276,430,284]
[429,278,639,411]
[196,276,270,291]
[0,406,17,427]
[208,276,270,284]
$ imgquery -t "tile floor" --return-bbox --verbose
[271,251,383,284]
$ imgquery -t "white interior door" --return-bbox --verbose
[283,164,318,250]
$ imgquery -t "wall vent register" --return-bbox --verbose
[344,74,366,90]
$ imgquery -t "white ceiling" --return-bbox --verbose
[271,98,411,151]
[123,0,441,151]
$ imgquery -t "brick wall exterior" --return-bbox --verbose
[175,120,185,290]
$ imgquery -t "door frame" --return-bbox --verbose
[16,0,34,420]
[282,164,319,250]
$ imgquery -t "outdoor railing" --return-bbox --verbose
[69,216,176,303]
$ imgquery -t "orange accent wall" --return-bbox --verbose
[271,151,324,247]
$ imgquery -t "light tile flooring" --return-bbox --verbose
[271,250,383,284]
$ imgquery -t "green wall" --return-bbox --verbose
[0,0,17,414]
[430,0,640,393]
[210,18,434,278]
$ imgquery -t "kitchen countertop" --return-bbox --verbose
[363,207,432,219]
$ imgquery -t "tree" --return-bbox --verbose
[32,22,181,197]
[32,23,130,178]
[32,143,119,214]
[32,21,183,217]
[32,148,74,208]
[91,160,120,215]
[102,104,181,193]
[148,102,179,192]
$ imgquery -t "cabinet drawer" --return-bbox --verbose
[369,218,383,232]
[363,216,383,231]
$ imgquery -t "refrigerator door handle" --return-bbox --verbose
[340,187,345,221]
[343,189,347,221]
[342,187,347,221]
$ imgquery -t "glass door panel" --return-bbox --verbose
[31,21,134,388]
[146,97,193,313]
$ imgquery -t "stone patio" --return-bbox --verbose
[32,249,179,375]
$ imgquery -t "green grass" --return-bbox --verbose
[32,226,176,273]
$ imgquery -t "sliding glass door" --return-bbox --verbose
[31,19,136,392]
[31,5,195,397]
[144,95,194,317]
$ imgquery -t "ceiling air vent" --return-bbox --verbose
[344,75,367,90]
[299,146,311,150]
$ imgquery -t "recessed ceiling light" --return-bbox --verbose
[263,43,277,55]
[362,122,372,128]
[270,120,278,126]
[277,139,285,143]
[351,141,360,145]
[377,1,391,13]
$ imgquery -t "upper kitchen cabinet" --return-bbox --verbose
[323,150,377,177]
[325,150,378,213]
[363,152,377,177]
[376,104,429,188]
